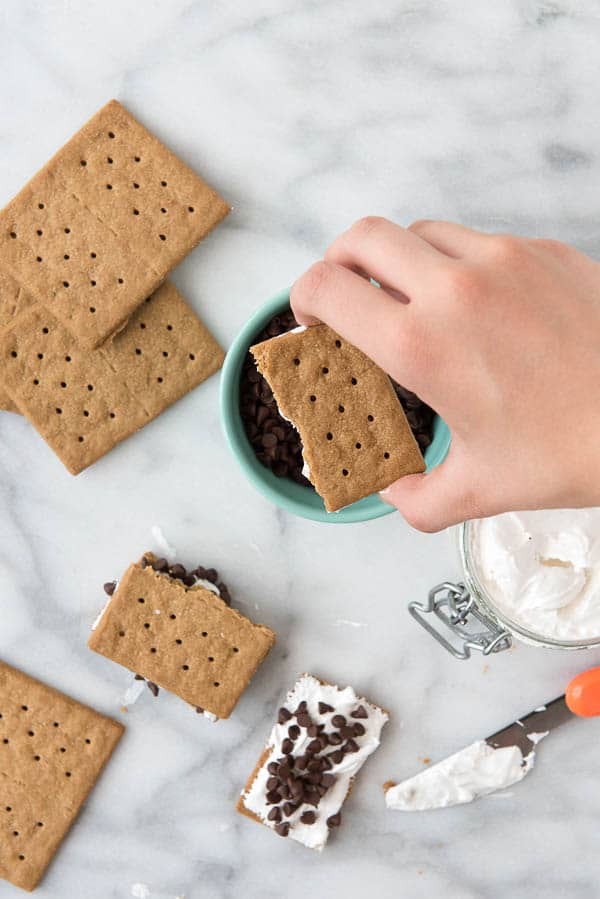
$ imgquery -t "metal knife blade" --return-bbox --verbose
[485,694,573,758]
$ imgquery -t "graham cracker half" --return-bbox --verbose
[0,660,123,892]
[88,555,276,719]
[0,281,224,474]
[0,270,36,412]
[0,99,229,348]
[251,325,425,511]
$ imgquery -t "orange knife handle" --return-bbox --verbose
[565,666,600,717]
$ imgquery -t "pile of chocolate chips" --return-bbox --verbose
[239,309,310,486]
[239,309,436,485]
[103,555,232,704]
[264,700,370,838]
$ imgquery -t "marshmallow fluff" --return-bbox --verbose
[242,674,388,850]
[385,738,543,811]
[468,509,600,642]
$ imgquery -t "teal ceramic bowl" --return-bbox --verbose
[220,289,451,523]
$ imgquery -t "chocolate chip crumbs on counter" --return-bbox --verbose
[237,673,388,850]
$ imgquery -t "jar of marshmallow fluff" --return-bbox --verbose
[409,508,600,658]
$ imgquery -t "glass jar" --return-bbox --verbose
[408,521,600,659]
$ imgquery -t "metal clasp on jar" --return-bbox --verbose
[409,582,512,660]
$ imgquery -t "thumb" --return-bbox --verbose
[379,452,484,533]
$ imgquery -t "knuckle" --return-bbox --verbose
[533,237,572,259]
[444,263,485,303]
[407,218,434,235]
[402,508,441,533]
[349,215,388,240]
[485,234,525,265]
[292,261,335,309]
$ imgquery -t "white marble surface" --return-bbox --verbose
[1,1,600,896]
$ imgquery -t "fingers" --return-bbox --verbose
[290,260,425,386]
[325,216,452,300]
[408,220,491,258]
[379,449,487,532]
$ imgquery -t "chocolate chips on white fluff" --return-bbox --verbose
[237,674,388,850]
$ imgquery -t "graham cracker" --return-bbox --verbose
[251,325,425,511]
[88,555,276,719]
[0,270,35,412]
[237,673,389,849]
[0,660,123,892]
[0,99,229,348]
[0,281,224,474]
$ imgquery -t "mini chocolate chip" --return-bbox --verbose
[103,581,117,596]
[266,776,280,791]
[297,712,312,728]
[321,773,335,788]
[134,674,144,681]
[195,707,204,714]
[307,758,322,772]
[282,801,298,817]
[306,739,322,754]
[353,723,366,737]
[152,557,168,572]
[300,810,316,825]
[327,813,342,828]
[344,739,359,754]
[329,749,345,764]
[278,763,291,780]
[169,563,186,579]
[278,707,292,724]
[288,724,301,740]
[328,732,343,745]
[332,715,346,728]
[340,725,355,740]
[296,755,309,770]
[281,738,294,755]
[146,681,159,697]
[318,702,334,714]
[268,807,282,822]
[275,822,290,837]
[266,790,281,804]
[267,761,280,775]
[307,724,320,738]
[308,772,321,785]
[350,705,368,719]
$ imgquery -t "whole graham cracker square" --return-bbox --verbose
[0,269,36,412]
[0,660,123,892]
[0,281,224,474]
[88,557,275,719]
[251,325,425,511]
[0,99,229,348]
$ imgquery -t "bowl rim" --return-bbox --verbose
[220,288,451,523]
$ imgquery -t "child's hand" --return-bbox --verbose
[290,218,600,531]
